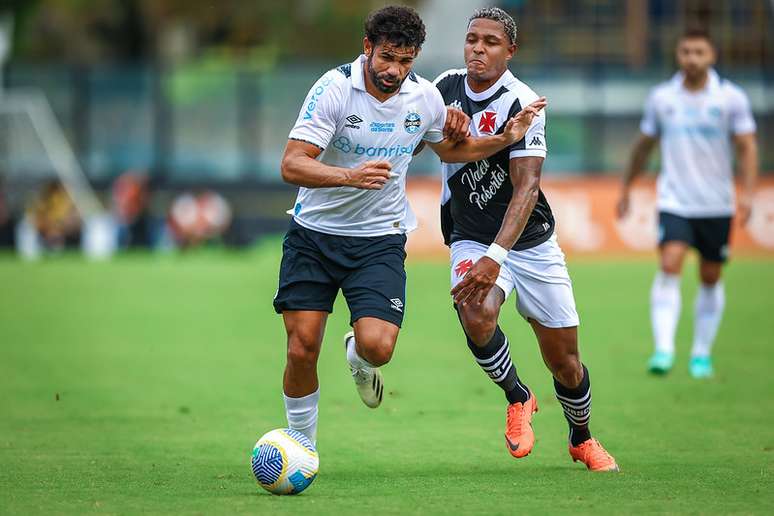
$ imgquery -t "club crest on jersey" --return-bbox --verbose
[455,259,474,277]
[478,111,497,134]
[404,111,421,134]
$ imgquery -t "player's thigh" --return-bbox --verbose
[340,234,407,329]
[273,221,340,315]
[450,240,515,299]
[692,217,731,272]
[658,212,692,273]
[508,236,580,329]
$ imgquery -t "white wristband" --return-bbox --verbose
[484,243,508,266]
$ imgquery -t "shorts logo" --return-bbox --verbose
[345,114,363,129]
[530,136,543,146]
[454,259,474,277]
[389,298,404,312]
[478,111,497,134]
[404,111,421,134]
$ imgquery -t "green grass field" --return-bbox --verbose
[1,245,773,514]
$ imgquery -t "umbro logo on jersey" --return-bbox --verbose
[530,136,543,146]
[389,298,404,312]
[478,111,497,134]
[345,114,363,129]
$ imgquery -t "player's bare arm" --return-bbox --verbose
[617,133,658,219]
[427,98,546,163]
[281,139,392,190]
[733,132,758,225]
[451,156,544,306]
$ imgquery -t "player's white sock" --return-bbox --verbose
[346,335,375,370]
[691,282,725,358]
[283,388,319,445]
[650,271,681,355]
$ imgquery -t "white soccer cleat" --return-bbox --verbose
[344,331,384,408]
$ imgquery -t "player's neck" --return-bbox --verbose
[362,63,399,103]
[682,71,710,92]
[466,71,505,94]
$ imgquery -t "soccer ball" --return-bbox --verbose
[251,428,319,495]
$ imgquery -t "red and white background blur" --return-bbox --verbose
[406,177,774,259]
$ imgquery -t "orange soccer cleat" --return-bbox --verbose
[569,438,619,472]
[504,394,538,458]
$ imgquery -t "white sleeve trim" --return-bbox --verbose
[509,149,547,159]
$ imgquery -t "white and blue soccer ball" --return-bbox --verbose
[251,428,319,495]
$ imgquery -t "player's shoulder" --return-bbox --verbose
[433,68,467,87]
[717,77,749,102]
[647,79,674,101]
[409,70,446,108]
[503,73,540,104]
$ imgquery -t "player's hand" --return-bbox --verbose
[616,190,631,219]
[443,107,470,143]
[348,160,392,190]
[451,256,500,306]
[503,97,547,144]
[738,192,753,225]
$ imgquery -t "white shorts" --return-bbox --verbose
[450,234,580,328]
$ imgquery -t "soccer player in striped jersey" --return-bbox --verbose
[424,7,618,471]
[618,30,759,378]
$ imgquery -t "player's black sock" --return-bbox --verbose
[554,364,592,446]
[465,325,530,404]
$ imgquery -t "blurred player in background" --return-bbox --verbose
[618,30,758,378]
[429,7,617,471]
[274,5,544,446]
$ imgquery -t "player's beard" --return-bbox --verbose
[367,55,402,94]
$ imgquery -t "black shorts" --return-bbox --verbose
[273,220,407,327]
[658,212,732,263]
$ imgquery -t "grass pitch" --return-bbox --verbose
[1,245,773,514]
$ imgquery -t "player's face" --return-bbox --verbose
[676,38,716,79]
[464,18,515,83]
[364,38,418,94]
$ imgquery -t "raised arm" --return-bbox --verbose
[733,132,758,225]
[451,156,543,306]
[280,139,392,190]
[426,98,547,164]
[617,133,658,219]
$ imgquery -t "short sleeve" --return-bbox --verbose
[422,86,447,144]
[509,99,547,159]
[728,86,756,135]
[639,91,659,137]
[288,72,342,150]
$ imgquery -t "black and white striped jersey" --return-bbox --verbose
[433,68,554,251]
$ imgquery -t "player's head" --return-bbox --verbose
[465,7,517,83]
[363,6,426,94]
[676,29,716,79]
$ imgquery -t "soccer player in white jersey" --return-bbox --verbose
[618,29,759,379]
[274,5,545,446]
[424,8,617,471]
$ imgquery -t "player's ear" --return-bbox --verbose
[507,43,517,61]
[363,37,372,57]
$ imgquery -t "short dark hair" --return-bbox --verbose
[680,28,714,46]
[365,5,426,50]
[469,7,517,45]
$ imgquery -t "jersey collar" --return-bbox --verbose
[352,54,418,95]
[671,68,721,92]
[464,69,515,102]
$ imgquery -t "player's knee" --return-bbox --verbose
[699,264,722,285]
[286,333,320,368]
[359,334,396,366]
[460,306,498,346]
[552,353,583,388]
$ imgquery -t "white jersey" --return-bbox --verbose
[287,54,447,237]
[640,69,756,217]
